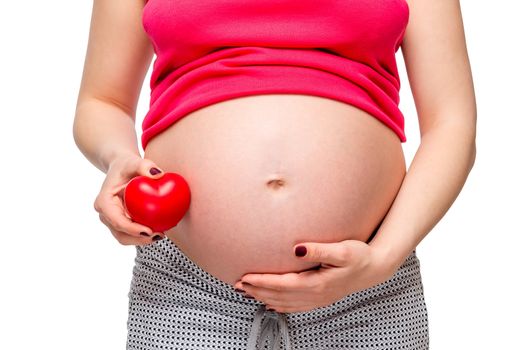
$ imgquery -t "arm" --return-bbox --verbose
[368,0,477,271]
[230,0,476,315]
[73,0,154,173]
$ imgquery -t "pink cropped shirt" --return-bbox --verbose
[140,0,410,150]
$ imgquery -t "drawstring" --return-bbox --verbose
[247,305,292,350]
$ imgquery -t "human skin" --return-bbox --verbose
[143,94,407,286]
[73,0,476,313]
[233,0,477,313]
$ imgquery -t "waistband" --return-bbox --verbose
[130,238,421,349]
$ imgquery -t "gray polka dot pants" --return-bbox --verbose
[127,238,429,349]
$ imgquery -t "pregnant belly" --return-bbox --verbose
[143,94,406,287]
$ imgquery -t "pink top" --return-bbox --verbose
[140,0,410,151]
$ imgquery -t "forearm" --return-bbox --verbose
[369,122,476,272]
[73,97,141,174]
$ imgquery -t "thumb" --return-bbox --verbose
[140,158,165,178]
[115,157,165,199]
[293,241,349,267]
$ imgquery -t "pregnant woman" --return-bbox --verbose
[73,0,476,349]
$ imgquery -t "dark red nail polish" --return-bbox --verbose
[140,232,150,237]
[234,288,246,293]
[295,245,307,257]
[150,167,162,175]
[244,294,254,299]
[152,235,163,241]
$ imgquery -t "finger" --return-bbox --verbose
[240,269,322,292]
[112,228,152,246]
[138,158,165,178]
[264,302,305,314]
[99,198,157,237]
[294,242,349,267]
[238,282,303,306]
[239,283,283,302]
[112,158,165,199]
[112,182,128,198]
[239,272,301,291]
[103,194,156,237]
[267,301,322,314]
[262,290,332,313]
[99,214,153,246]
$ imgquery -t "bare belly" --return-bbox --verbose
[143,94,406,287]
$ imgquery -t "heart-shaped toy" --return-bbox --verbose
[123,172,191,232]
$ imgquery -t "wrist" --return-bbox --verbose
[370,239,408,277]
[99,147,141,174]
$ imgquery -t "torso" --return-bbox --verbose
[143,94,406,286]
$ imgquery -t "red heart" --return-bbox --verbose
[123,172,191,232]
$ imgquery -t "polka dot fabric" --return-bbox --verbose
[127,238,429,349]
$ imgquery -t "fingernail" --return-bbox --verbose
[244,294,254,299]
[149,167,162,175]
[295,245,307,257]
[234,288,246,294]
[140,232,150,237]
[152,235,163,241]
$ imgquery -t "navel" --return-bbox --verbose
[266,177,287,190]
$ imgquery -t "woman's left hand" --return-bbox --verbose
[233,239,397,313]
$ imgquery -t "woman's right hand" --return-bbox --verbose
[93,153,167,246]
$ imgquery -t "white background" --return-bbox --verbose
[1,1,522,349]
